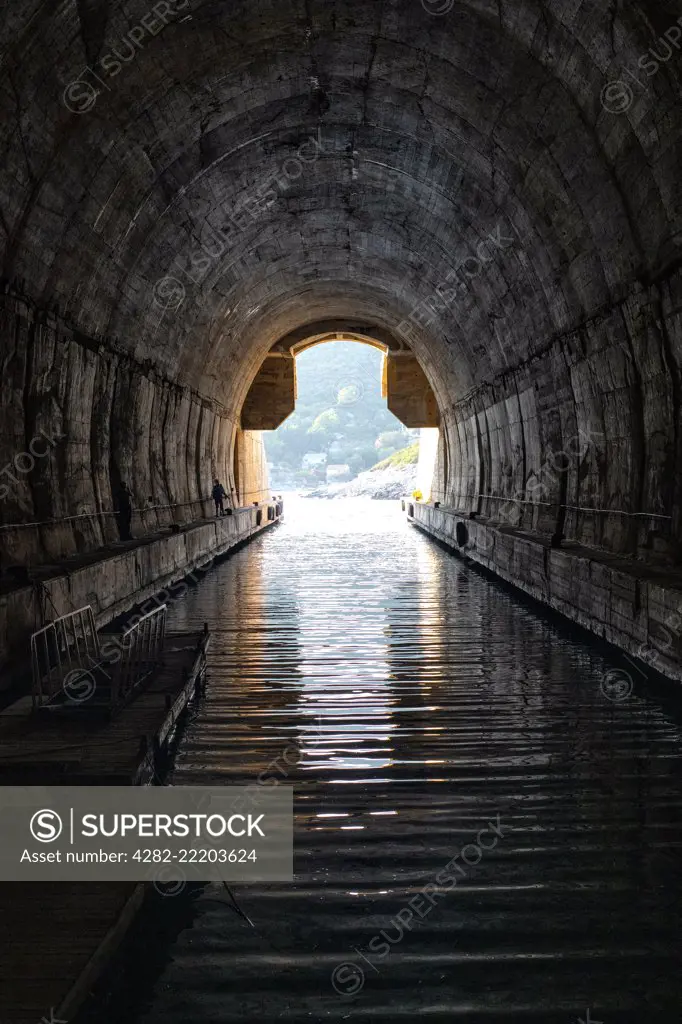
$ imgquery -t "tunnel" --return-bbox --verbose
[2,0,682,1020]
[2,0,682,651]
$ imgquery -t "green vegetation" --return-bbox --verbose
[370,442,420,472]
[264,342,418,488]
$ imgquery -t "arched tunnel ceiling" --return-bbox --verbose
[1,0,681,416]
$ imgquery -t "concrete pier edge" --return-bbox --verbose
[408,501,682,685]
[0,505,282,687]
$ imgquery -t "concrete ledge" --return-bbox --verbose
[408,502,682,683]
[0,506,279,683]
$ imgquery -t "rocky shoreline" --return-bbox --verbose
[301,464,417,500]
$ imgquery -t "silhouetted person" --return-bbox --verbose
[114,481,133,540]
[212,479,226,516]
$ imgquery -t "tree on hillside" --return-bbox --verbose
[263,341,414,486]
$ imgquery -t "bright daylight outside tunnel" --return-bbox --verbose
[3,0,682,1020]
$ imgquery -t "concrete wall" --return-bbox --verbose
[437,271,682,565]
[0,504,280,682]
[233,427,272,507]
[241,354,297,430]
[409,502,682,684]
[0,295,271,567]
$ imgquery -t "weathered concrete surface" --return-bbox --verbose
[0,505,281,683]
[384,353,439,427]
[0,296,271,566]
[434,276,682,564]
[242,343,439,429]
[410,502,682,683]
[1,1,682,583]
[232,427,271,507]
[241,355,297,430]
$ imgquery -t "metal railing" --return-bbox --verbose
[0,498,212,532]
[31,605,100,709]
[459,493,673,521]
[30,603,166,712]
[111,605,167,707]
[0,491,275,532]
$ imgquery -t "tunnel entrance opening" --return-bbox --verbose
[257,339,438,499]
[239,321,444,505]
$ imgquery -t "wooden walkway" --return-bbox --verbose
[0,881,144,1024]
[0,629,208,785]
[0,628,209,1024]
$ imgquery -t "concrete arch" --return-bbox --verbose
[0,0,680,568]
[241,322,440,431]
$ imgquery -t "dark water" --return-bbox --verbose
[79,498,682,1022]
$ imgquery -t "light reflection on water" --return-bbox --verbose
[78,497,682,1022]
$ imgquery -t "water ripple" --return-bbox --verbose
[78,498,682,1023]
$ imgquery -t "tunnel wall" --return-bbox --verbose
[410,502,682,684]
[439,270,682,565]
[0,293,270,566]
[0,504,280,683]
[233,428,272,507]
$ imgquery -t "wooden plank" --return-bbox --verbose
[0,631,209,784]
[0,629,210,1024]
[57,883,145,1022]
[0,882,140,1023]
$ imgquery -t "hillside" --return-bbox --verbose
[370,442,419,472]
[264,342,418,488]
